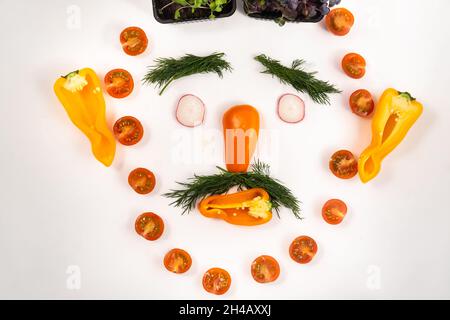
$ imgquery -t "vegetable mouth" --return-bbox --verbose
[206,196,272,219]
[164,161,302,219]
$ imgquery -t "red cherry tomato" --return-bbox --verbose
[104,69,134,99]
[120,26,148,56]
[329,150,358,179]
[322,199,348,225]
[135,212,164,241]
[289,236,318,264]
[164,249,192,274]
[326,8,355,36]
[350,89,375,118]
[342,53,366,79]
[251,255,280,283]
[113,116,144,146]
[128,168,156,195]
[202,268,231,295]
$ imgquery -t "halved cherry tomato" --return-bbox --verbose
[104,69,134,99]
[329,150,358,179]
[135,212,164,241]
[342,53,366,79]
[202,268,231,295]
[120,26,148,56]
[164,249,192,274]
[350,89,375,117]
[128,168,155,195]
[251,255,280,284]
[325,8,354,36]
[289,236,318,264]
[113,116,144,146]
[322,199,348,225]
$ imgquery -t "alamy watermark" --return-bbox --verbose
[366,265,381,290]
[66,265,81,290]
[169,128,281,170]
[66,5,81,30]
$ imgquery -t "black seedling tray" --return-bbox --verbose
[152,0,237,24]
[242,2,325,24]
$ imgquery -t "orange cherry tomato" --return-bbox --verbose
[128,168,155,195]
[120,26,148,56]
[342,53,366,79]
[325,8,354,36]
[163,249,192,274]
[289,236,318,264]
[113,116,144,146]
[135,212,164,241]
[350,89,375,118]
[251,255,280,284]
[322,199,348,225]
[104,69,134,99]
[202,268,231,295]
[329,150,358,179]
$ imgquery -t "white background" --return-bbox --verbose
[1,0,449,299]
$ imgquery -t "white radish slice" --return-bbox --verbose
[176,94,205,127]
[277,94,305,123]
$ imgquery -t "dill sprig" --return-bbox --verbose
[255,54,341,105]
[163,161,302,219]
[142,52,232,95]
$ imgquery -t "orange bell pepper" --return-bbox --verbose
[223,105,260,173]
[359,89,423,183]
[198,188,272,226]
[54,68,116,167]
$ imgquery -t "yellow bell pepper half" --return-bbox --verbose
[358,88,423,183]
[54,68,116,167]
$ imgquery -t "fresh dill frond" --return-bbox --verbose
[255,54,341,105]
[142,52,232,95]
[163,160,302,219]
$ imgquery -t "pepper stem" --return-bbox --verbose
[62,70,79,79]
[398,91,416,101]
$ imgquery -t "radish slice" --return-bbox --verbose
[277,94,305,123]
[176,94,205,127]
